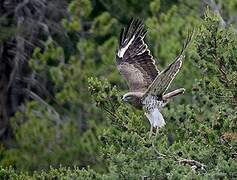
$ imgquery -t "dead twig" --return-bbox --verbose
[177,158,207,170]
[151,139,207,171]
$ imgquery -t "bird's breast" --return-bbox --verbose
[131,97,143,109]
[142,95,163,112]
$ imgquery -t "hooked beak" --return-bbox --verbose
[122,95,130,102]
[121,95,126,102]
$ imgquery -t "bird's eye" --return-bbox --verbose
[122,95,132,102]
[126,96,132,100]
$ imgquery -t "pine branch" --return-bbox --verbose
[206,0,226,27]
[177,158,206,170]
[152,140,207,171]
[206,0,237,32]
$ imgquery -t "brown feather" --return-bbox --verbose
[143,30,194,97]
[116,18,159,92]
[144,55,184,96]
[117,63,148,92]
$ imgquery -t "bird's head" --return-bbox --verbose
[121,92,144,104]
[122,94,134,103]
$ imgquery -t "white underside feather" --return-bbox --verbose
[145,108,166,128]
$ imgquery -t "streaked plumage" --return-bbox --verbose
[116,18,192,137]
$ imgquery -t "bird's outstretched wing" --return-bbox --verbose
[116,18,159,92]
[144,31,193,97]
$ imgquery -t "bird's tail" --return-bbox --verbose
[145,108,166,128]
[163,88,185,101]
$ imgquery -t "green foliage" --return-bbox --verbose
[91,12,118,36]
[0,0,237,179]
[63,0,92,31]
[99,0,151,21]
[86,11,237,179]
[0,0,105,170]
[196,11,237,107]
[0,101,100,172]
[88,75,237,178]
[150,0,160,15]
[0,166,108,179]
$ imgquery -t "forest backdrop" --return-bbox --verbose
[0,0,237,179]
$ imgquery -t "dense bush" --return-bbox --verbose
[0,0,236,179]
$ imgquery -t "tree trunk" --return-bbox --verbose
[0,45,10,138]
[0,0,67,141]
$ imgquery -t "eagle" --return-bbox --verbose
[115,18,192,137]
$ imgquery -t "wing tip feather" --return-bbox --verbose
[119,27,125,46]
[119,18,146,47]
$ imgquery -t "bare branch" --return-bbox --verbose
[22,89,63,124]
[178,158,207,170]
[152,140,207,171]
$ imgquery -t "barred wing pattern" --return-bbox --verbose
[144,31,193,96]
[116,18,159,92]
[144,55,184,96]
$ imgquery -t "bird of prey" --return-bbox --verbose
[115,18,192,137]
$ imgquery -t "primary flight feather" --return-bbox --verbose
[116,18,192,137]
